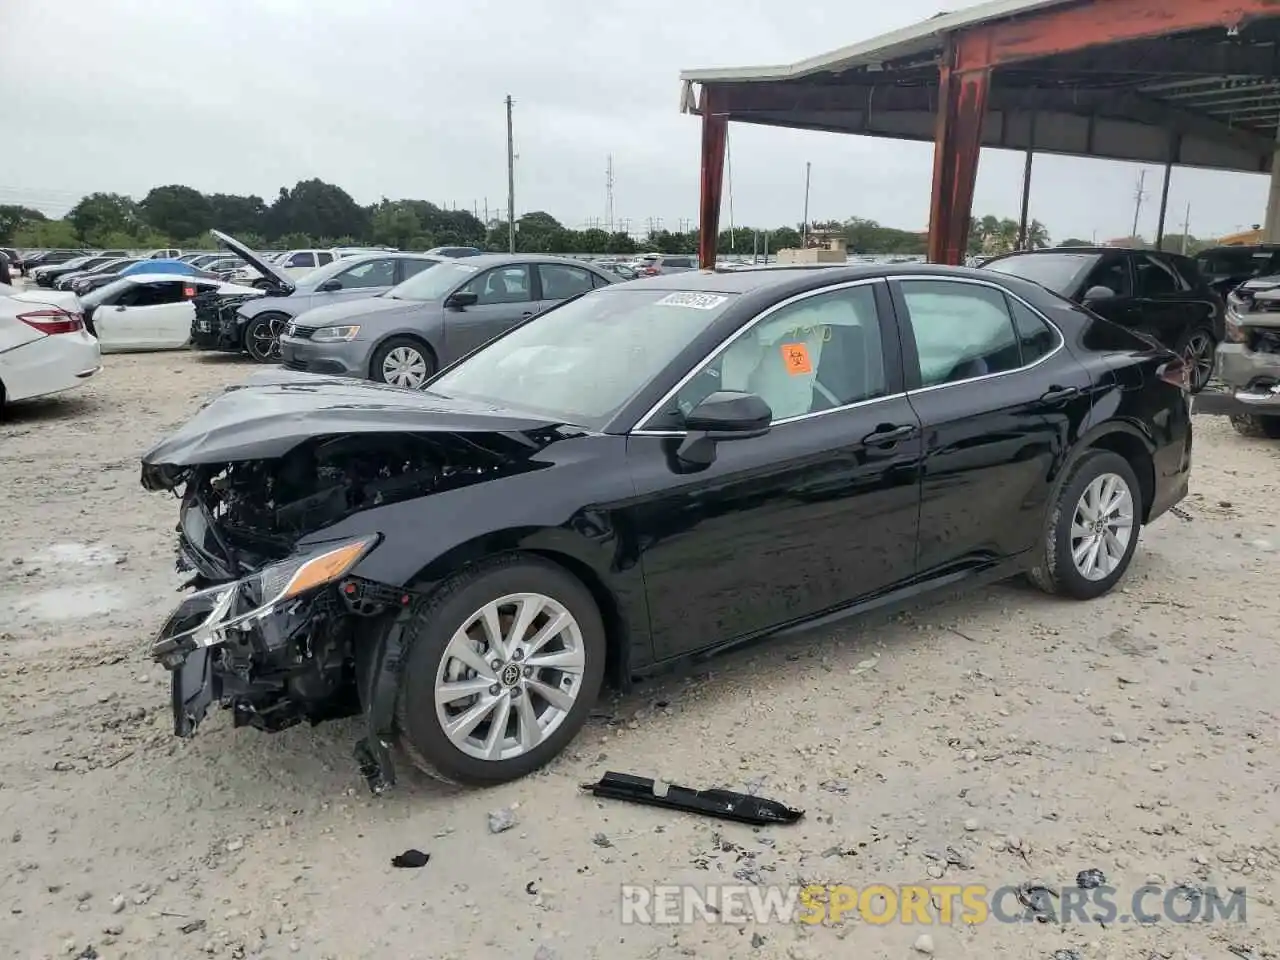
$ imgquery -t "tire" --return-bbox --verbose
[394,554,606,786]
[370,336,436,389]
[1229,413,1280,439]
[243,313,288,363]
[1028,450,1142,601]
[1177,325,1217,394]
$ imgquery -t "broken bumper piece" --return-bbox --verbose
[581,772,805,826]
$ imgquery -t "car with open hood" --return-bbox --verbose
[192,232,441,362]
[278,254,618,388]
[141,263,1192,791]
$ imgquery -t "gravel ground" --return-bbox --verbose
[1,348,1279,960]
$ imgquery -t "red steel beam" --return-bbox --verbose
[697,88,728,271]
[958,0,1280,70]
[927,38,991,265]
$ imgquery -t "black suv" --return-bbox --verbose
[982,247,1223,393]
[1193,244,1280,298]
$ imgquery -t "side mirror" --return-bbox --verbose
[675,391,772,467]
[445,290,479,309]
[1083,285,1117,302]
[319,278,342,292]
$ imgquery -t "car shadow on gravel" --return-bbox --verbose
[0,394,99,425]
[188,351,257,365]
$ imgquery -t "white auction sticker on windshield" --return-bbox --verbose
[454,264,479,272]
[655,292,727,310]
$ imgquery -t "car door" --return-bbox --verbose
[282,252,317,278]
[1077,253,1142,332]
[94,283,161,350]
[888,276,1094,577]
[103,280,195,349]
[624,279,924,661]
[535,262,595,310]
[444,264,540,357]
[1130,251,1201,350]
[321,258,399,303]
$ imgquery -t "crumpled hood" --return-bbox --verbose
[212,229,295,295]
[290,295,430,329]
[140,373,563,473]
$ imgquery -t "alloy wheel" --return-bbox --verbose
[433,592,587,762]
[247,316,285,362]
[1183,331,1215,392]
[382,346,429,388]
[1069,472,1135,581]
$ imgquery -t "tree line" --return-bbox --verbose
[0,178,1054,257]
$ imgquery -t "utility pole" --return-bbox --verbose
[1180,203,1191,254]
[606,155,615,234]
[1130,170,1147,241]
[802,161,811,246]
[505,95,516,253]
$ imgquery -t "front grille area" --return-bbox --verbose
[287,324,316,340]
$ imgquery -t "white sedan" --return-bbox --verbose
[0,282,101,411]
[81,274,262,352]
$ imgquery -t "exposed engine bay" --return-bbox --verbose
[145,425,559,792]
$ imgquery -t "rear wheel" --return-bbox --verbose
[394,555,606,785]
[1178,325,1217,394]
[243,313,288,363]
[1229,413,1280,439]
[370,336,435,389]
[1028,450,1142,600]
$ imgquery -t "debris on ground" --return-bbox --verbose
[391,849,430,868]
[1076,867,1106,889]
[178,919,206,935]
[581,771,804,825]
[488,807,518,834]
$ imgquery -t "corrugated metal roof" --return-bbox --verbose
[678,0,1076,84]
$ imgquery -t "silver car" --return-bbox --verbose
[279,254,618,388]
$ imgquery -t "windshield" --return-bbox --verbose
[1196,248,1275,277]
[428,287,740,429]
[386,260,484,301]
[982,252,1098,294]
[81,278,131,307]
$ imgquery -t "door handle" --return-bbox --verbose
[862,424,916,447]
[1040,385,1080,403]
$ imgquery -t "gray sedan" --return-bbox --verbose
[234,252,441,361]
[278,254,618,388]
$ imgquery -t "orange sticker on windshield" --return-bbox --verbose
[781,342,812,375]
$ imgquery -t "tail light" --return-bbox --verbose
[18,309,84,335]
[1158,354,1189,391]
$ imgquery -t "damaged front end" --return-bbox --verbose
[1219,280,1280,407]
[190,288,261,352]
[142,383,566,793]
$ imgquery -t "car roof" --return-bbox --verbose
[120,272,220,285]
[443,253,611,270]
[606,262,1020,294]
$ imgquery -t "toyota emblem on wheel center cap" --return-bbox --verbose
[499,663,522,687]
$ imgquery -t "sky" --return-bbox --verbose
[0,0,1274,243]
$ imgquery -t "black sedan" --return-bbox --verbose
[140,264,1192,789]
[981,247,1223,393]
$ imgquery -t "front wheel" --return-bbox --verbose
[395,555,606,785]
[1229,413,1280,439]
[1028,450,1142,600]
[244,313,287,363]
[370,336,435,389]
[1178,325,1217,394]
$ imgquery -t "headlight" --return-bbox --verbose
[151,535,378,661]
[1225,301,1247,343]
[311,325,361,342]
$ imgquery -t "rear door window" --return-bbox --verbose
[897,280,1023,386]
[1082,256,1133,298]
[1134,254,1188,296]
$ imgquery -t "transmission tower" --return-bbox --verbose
[606,155,615,234]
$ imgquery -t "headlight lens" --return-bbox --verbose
[311,325,361,342]
[250,537,375,608]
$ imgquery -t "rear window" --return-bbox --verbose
[982,253,1097,295]
[1196,248,1278,278]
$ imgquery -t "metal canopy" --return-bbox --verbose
[680,1,1280,174]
